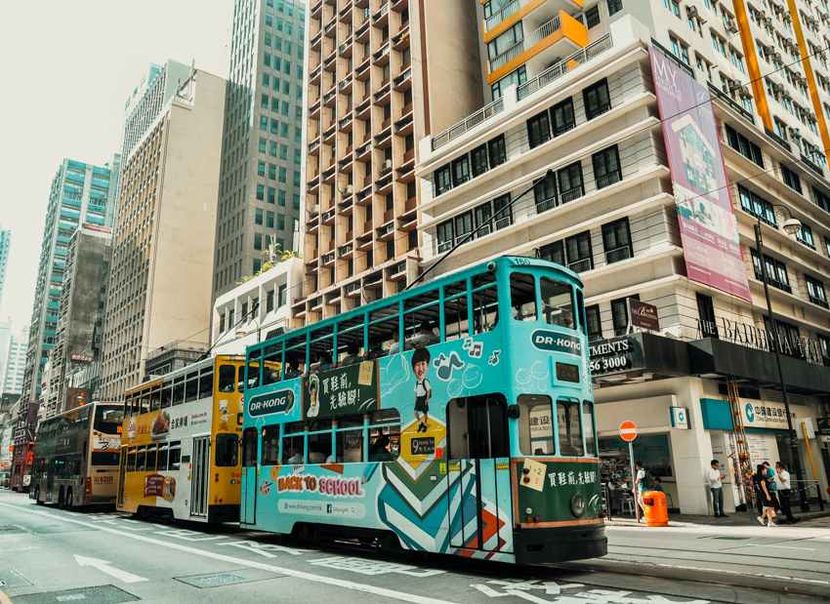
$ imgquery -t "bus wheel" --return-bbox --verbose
[65,488,73,508]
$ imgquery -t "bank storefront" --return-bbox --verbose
[591,333,830,515]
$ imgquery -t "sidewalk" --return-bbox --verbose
[606,507,830,527]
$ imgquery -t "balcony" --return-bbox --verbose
[338,3,352,22]
[394,112,413,135]
[323,87,338,107]
[375,168,393,193]
[338,38,353,57]
[393,66,411,91]
[345,281,362,297]
[432,96,503,150]
[355,95,372,117]
[372,44,390,66]
[355,17,371,42]
[373,82,392,105]
[391,26,409,50]
[355,139,372,159]
[372,3,388,25]
[357,183,373,206]
[322,164,336,182]
[377,222,396,241]
[355,57,371,80]
[387,260,409,281]
[322,207,336,225]
[321,251,336,266]
[338,77,352,94]
[488,11,588,83]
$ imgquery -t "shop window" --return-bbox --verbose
[557,399,584,456]
[518,394,554,455]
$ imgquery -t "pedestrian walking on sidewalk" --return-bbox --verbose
[707,459,727,518]
[764,461,781,513]
[634,460,647,521]
[753,464,777,527]
[775,461,797,524]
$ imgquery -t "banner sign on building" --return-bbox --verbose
[629,299,660,331]
[741,399,792,430]
[650,46,751,302]
[589,335,644,376]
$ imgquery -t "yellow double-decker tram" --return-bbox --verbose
[117,354,248,523]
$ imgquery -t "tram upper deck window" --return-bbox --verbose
[284,333,307,378]
[472,272,498,334]
[404,291,440,350]
[262,343,283,385]
[518,394,554,456]
[510,273,537,322]
[337,316,366,365]
[199,369,214,398]
[541,278,574,329]
[185,372,199,402]
[172,377,185,405]
[309,326,334,370]
[218,364,236,392]
[368,305,400,358]
[557,399,584,456]
[160,383,172,408]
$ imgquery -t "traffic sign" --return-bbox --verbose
[619,420,638,443]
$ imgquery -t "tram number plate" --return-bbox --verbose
[410,437,435,456]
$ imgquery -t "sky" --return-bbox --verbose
[0,2,233,332]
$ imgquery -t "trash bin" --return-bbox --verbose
[641,490,668,527]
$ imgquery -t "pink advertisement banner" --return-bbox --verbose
[650,46,751,302]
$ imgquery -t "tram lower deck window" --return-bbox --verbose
[558,399,584,456]
[518,395,554,456]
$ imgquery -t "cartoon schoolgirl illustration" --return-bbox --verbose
[307,374,320,418]
[412,348,432,432]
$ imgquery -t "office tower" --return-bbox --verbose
[414,2,830,515]
[98,67,226,401]
[296,0,484,322]
[1,326,26,396]
[19,159,114,404]
[41,226,112,419]
[213,0,307,299]
[0,228,9,308]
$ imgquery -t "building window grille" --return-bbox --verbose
[592,145,622,189]
[602,218,632,263]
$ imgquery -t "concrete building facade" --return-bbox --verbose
[19,158,114,405]
[213,0,307,298]
[414,4,830,514]
[295,0,485,324]
[41,226,112,419]
[98,67,227,401]
[0,228,9,308]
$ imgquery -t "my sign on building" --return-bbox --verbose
[629,299,659,331]
[741,399,792,430]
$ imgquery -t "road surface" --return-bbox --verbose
[0,490,826,603]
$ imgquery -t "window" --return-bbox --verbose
[436,221,453,253]
[813,186,830,213]
[335,415,364,463]
[533,171,557,213]
[491,66,527,100]
[592,145,622,189]
[518,395,554,455]
[307,420,333,463]
[433,165,452,195]
[797,224,815,248]
[242,428,257,467]
[669,34,690,65]
[368,306,400,358]
[472,273,499,334]
[282,422,305,464]
[511,273,537,322]
[168,442,181,470]
[583,79,611,120]
[488,135,507,167]
[557,399,584,456]
[550,97,575,136]
[586,305,602,340]
[565,231,593,272]
[738,186,777,225]
[781,164,802,194]
[527,110,551,149]
[470,144,489,177]
[806,275,828,307]
[750,249,790,292]
[487,23,523,62]
[261,425,280,465]
[444,292,470,342]
[611,295,638,336]
[586,5,601,28]
[368,410,400,462]
[725,124,764,166]
[540,278,574,328]
[582,402,596,456]
[557,162,584,203]
[218,365,236,392]
[606,0,623,15]
[602,218,632,263]
[215,434,239,467]
[452,155,471,187]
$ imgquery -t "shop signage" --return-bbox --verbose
[304,361,378,419]
[670,406,689,429]
[696,317,829,366]
[248,388,295,417]
[530,330,582,356]
[589,335,644,376]
[629,299,660,331]
[741,399,792,430]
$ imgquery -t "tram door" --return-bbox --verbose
[240,428,257,525]
[190,436,210,517]
[446,395,511,552]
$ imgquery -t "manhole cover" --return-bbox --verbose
[174,569,278,589]
[11,584,139,604]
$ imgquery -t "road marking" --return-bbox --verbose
[0,503,454,604]
[74,555,148,584]
[755,544,816,551]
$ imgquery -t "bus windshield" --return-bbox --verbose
[95,406,124,434]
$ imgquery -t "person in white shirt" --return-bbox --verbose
[775,461,797,523]
[706,459,727,518]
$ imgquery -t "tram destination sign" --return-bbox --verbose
[589,335,644,377]
[305,361,378,419]
[248,388,295,417]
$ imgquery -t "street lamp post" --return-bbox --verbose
[752,208,809,512]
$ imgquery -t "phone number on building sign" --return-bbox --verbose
[589,355,629,373]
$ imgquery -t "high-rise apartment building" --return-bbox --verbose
[19,158,114,404]
[41,226,112,419]
[0,228,9,308]
[415,2,830,513]
[213,0,307,298]
[98,67,226,401]
[2,327,26,396]
[296,0,485,323]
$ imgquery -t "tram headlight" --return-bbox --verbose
[570,493,586,518]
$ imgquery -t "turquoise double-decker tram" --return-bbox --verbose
[241,256,606,564]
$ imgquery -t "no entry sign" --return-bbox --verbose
[619,420,638,443]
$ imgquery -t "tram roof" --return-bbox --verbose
[248,255,581,356]
[124,354,245,395]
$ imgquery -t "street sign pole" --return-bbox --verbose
[629,441,639,523]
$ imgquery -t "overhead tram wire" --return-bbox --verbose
[400,39,830,288]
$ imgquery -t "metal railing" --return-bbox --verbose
[517,33,612,100]
[431,97,504,150]
[490,15,561,71]
[485,0,520,31]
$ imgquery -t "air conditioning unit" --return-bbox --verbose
[345,184,354,194]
